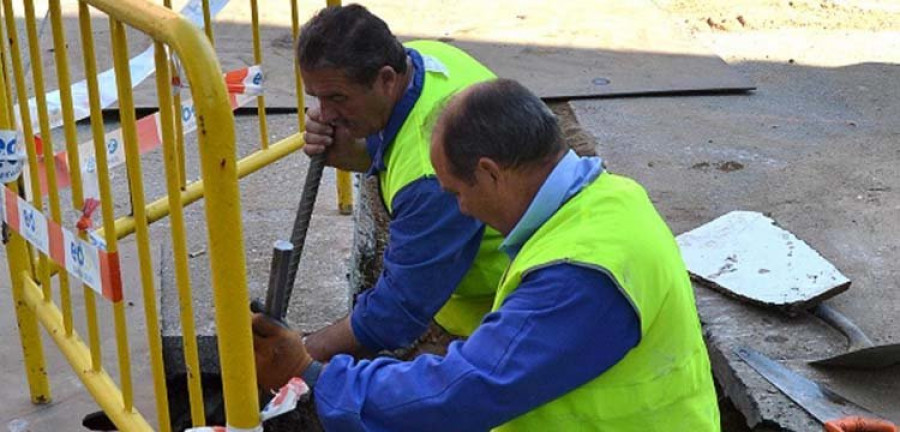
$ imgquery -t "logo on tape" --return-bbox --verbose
[0,130,25,183]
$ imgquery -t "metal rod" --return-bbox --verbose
[265,240,295,319]
[284,154,326,304]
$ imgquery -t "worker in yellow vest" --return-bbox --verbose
[295,4,508,361]
[254,78,721,430]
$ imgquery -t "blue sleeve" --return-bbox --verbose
[350,177,485,352]
[316,264,642,431]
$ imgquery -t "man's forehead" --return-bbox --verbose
[302,67,355,92]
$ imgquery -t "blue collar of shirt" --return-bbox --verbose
[499,150,605,258]
[365,48,425,176]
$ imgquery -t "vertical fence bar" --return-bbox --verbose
[2,0,49,305]
[77,0,106,373]
[49,0,85,339]
[162,0,187,188]
[325,0,354,214]
[291,0,304,131]
[0,2,51,403]
[0,7,13,124]
[201,0,214,45]
[250,0,269,149]
[24,0,75,338]
[48,0,86,336]
[108,17,137,412]
[22,0,60,305]
[153,40,207,427]
[173,84,187,187]
[49,0,83,210]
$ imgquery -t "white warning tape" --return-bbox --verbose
[184,377,309,432]
[2,186,122,302]
[260,377,310,421]
[16,0,233,137]
[34,65,264,199]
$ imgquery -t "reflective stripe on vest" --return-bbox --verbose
[379,40,508,336]
[493,172,720,431]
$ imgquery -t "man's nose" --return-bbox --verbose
[318,101,339,123]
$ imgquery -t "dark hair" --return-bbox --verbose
[438,79,565,184]
[296,4,407,86]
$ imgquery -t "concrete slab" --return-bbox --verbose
[677,211,850,310]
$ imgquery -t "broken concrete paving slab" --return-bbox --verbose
[677,211,850,312]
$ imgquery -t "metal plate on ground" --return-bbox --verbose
[676,211,850,310]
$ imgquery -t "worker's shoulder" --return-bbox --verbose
[404,39,462,55]
[405,40,492,71]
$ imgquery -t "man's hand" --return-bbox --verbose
[252,313,313,393]
[825,417,898,432]
[303,107,371,172]
[304,315,373,362]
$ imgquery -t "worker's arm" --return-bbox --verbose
[313,264,641,431]
[304,177,484,360]
[352,177,485,350]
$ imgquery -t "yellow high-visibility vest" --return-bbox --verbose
[493,172,720,431]
[379,40,508,336]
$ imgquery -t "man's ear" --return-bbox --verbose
[476,157,502,185]
[376,65,398,93]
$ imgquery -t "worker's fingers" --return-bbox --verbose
[306,106,323,122]
[302,135,329,156]
[305,108,334,136]
[252,313,284,338]
[305,119,334,138]
[824,416,897,432]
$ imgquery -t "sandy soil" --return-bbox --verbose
[656,0,900,33]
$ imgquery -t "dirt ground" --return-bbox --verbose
[658,0,900,33]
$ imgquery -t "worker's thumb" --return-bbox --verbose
[252,313,284,338]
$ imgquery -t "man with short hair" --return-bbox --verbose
[295,4,508,360]
[254,78,722,430]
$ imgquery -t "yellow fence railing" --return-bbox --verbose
[2,0,354,428]
[0,0,351,429]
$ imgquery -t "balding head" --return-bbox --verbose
[433,79,565,185]
[430,79,567,235]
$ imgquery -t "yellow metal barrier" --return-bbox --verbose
[0,0,279,430]
[2,0,357,429]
